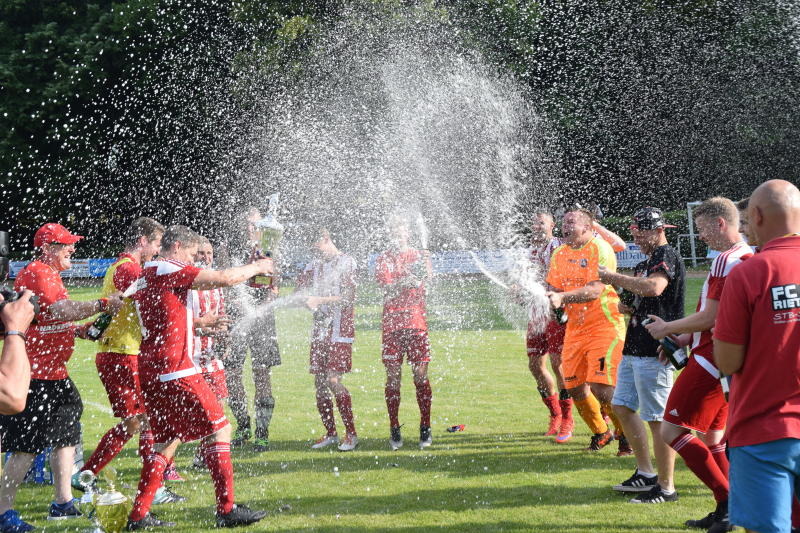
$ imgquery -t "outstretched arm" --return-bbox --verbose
[193,258,273,290]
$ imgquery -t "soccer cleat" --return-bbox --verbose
[47,499,82,520]
[252,437,270,452]
[613,470,658,492]
[311,434,338,449]
[162,464,184,482]
[586,430,614,451]
[153,486,186,505]
[126,512,176,530]
[338,434,359,452]
[545,415,562,436]
[419,426,432,449]
[707,500,734,533]
[555,417,574,444]
[0,509,35,532]
[389,426,403,450]
[616,435,634,457]
[685,512,717,529]
[192,453,208,471]
[629,485,678,504]
[230,427,251,448]
[215,504,267,528]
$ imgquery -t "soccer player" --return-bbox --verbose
[297,228,359,452]
[375,218,433,450]
[715,180,800,533]
[191,237,230,467]
[75,218,183,503]
[125,225,271,529]
[520,209,572,443]
[226,207,281,452]
[545,208,627,451]
[645,197,752,533]
[599,207,683,503]
[0,223,122,530]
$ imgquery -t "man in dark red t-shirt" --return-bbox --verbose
[375,219,433,450]
[0,223,122,530]
[125,225,273,530]
[715,180,800,533]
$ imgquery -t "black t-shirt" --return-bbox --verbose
[622,244,685,357]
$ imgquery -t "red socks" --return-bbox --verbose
[542,394,560,418]
[316,389,337,435]
[415,379,432,427]
[139,430,154,460]
[205,442,235,515]
[385,383,401,428]
[83,423,132,475]
[334,387,357,436]
[559,398,574,422]
[130,453,168,521]
[709,442,730,479]
[671,433,729,502]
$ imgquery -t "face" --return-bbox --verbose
[173,242,199,264]
[695,215,726,251]
[390,224,410,247]
[738,209,754,243]
[141,232,163,263]
[43,242,76,271]
[630,225,661,254]
[561,211,592,244]
[530,213,555,243]
[195,242,214,266]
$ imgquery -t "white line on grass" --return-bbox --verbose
[84,400,113,416]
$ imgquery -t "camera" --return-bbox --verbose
[0,231,41,333]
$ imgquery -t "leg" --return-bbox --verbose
[613,404,654,472]
[315,373,337,436]
[702,428,729,479]
[529,354,561,435]
[569,384,609,435]
[253,365,275,444]
[649,421,676,492]
[412,362,432,428]
[662,422,729,502]
[129,438,181,522]
[0,453,35,514]
[327,372,356,437]
[83,417,139,475]
[225,345,250,439]
[385,364,402,428]
[51,446,77,504]
[201,424,235,514]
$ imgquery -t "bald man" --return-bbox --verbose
[714,180,800,533]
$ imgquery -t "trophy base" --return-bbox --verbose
[249,275,273,289]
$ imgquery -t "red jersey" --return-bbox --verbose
[530,237,562,275]
[714,235,800,447]
[690,241,752,377]
[191,287,225,372]
[14,260,74,380]
[113,253,141,292]
[129,259,202,383]
[297,254,356,344]
[375,248,428,332]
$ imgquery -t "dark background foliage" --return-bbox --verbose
[1,0,798,257]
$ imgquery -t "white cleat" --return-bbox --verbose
[390,427,403,451]
[311,434,338,449]
[419,425,432,449]
[338,434,359,452]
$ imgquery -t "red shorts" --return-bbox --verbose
[141,374,229,443]
[310,340,352,375]
[382,329,431,366]
[526,320,566,358]
[203,369,228,400]
[96,352,145,419]
[663,355,727,433]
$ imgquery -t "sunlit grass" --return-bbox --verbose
[13,278,708,531]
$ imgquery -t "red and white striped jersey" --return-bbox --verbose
[192,287,225,372]
[530,237,562,275]
[297,253,356,344]
[691,241,752,376]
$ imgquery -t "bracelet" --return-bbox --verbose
[97,298,109,313]
[3,330,26,342]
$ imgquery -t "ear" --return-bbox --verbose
[753,206,765,226]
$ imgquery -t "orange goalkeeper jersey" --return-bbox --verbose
[546,236,626,337]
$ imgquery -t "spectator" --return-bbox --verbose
[599,207,683,503]
[0,290,35,414]
[714,180,800,533]
[0,223,122,531]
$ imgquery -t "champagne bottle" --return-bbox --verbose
[86,313,113,341]
[553,306,568,324]
[641,318,688,369]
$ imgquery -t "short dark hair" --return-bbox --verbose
[736,197,749,211]
[124,217,164,248]
[161,225,201,251]
[532,208,554,221]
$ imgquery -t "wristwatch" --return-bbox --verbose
[3,330,26,341]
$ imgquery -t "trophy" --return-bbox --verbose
[77,468,132,533]
[249,193,285,289]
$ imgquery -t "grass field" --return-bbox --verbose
[9,277,711,532]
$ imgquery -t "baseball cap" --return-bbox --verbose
[630,207,677,230]
[33,223,84,248]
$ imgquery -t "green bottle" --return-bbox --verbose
[86,313,113,341]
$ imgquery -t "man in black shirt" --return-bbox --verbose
[599,207,685,504]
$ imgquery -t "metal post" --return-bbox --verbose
[686,201,701,267]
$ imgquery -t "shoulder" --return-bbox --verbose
[339,254,356,271]
[711,243,750,278]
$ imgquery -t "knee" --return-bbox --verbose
[612,403,632,420]
[124,417,142,435]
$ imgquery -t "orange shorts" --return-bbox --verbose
[561,330,624,387]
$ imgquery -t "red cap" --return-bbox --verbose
[33,223,84,248]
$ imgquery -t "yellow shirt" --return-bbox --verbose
[546,236,626,338]
[98,255,142,355]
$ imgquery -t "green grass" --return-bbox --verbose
[12,278,707,532]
